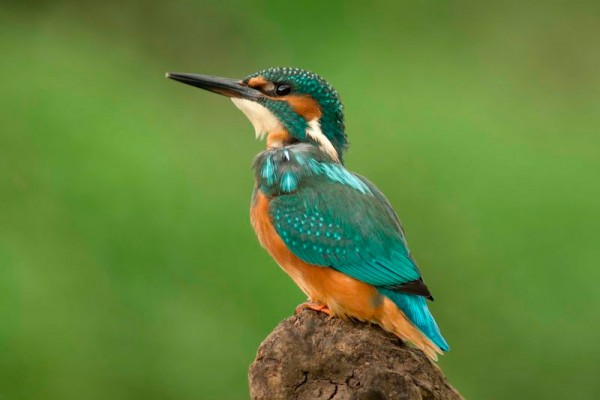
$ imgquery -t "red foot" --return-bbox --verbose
[295,301,333,317]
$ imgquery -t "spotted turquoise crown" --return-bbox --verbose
[244,67,348,162]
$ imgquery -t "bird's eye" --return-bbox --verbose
[275,83,292,96]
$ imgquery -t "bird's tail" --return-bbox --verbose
[377,289,449,360]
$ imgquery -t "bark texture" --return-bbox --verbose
[249,309,462,400]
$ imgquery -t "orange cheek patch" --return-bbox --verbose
[245,78,322,122]
[286,95,322,121]
[247,76,269,88]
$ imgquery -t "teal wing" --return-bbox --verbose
[269,175,431,298]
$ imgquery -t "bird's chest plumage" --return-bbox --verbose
[249,186,382,319]
[250,186,314,296]
[249,145,315,288]
[249,145,381,316]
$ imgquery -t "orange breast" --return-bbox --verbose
[250,189,382,319]
[249,189,441,357]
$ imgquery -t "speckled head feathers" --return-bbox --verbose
[242,67,348,163]
[167,67,349,163]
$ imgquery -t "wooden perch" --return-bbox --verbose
[249,309,463,400]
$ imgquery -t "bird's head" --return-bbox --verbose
[167,67,347,163]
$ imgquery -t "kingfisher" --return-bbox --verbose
[166,67,449,359]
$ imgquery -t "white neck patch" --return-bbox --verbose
[231,98,283,140]
[231,98,339,162]
[306,119,339,162]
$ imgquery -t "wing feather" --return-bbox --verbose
[269,175,432,298]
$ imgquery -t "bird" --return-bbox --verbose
[166,67,449,359]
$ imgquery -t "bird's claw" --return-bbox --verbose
[295,301,333,317]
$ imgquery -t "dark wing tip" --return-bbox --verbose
[387,278,433,300]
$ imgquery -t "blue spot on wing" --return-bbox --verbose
[280,171,298,193]
[308,159,371,194]
[261,155,276,186]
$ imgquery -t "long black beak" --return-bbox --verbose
[166,72,262,100]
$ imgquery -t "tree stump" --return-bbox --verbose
[249,309,462,400]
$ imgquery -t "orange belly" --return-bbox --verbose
[250,189,382,319]
[249,188,442,359]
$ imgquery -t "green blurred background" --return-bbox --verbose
[1,0,599,398]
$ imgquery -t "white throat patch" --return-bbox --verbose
[306,119,339,162]
[231,98,283,139]
[231,98,339,162]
